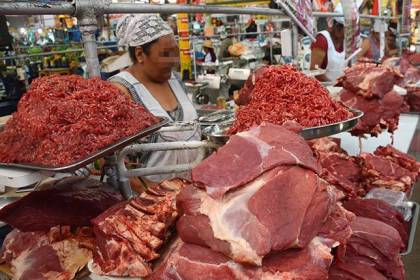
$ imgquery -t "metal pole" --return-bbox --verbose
[76,0,104,78]
[273,1,315,41]
[313,12,397,20]
[0,2,74,15]
[292,24,299,60]
[104,3,288,17]
[378,0,385,59]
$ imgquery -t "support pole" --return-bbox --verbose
[75,0,109,78]
[0,2,74,15]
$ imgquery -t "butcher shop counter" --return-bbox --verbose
[335,113,419,156]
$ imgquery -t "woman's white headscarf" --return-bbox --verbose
[116,14,174,47]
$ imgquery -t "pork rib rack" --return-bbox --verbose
[91,179,187,278]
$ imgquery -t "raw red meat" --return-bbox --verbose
[342,199,409,247]
[336,216,405,280]
[360,153,417,194]
[178,166,336,265]
[317,151,362,198]
[0,226,94,280]
[0,178,122,232]
[337,63,400,98]
[234,66,269,106]
[374,145,420,175]
[0,75,159,166]
[308,137,345,154]
[149,237,335,280]
[192,123,320,199]
[318,204,355,245]
[229,65,352,134]
[406,87,420,112]
[91,179,186,278]
[329,261,387,280]
[340,90,405,136]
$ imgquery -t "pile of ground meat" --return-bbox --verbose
[229,65,352,134]
[0,75,159,166]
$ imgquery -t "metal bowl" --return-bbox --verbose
[203,108,364,145]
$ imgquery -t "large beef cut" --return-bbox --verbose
[91,179,186,278]
[406,87,420,112]
[329,261,387,280]
[336,216,405,280]
[0,226,94,280]
[0,75,159,166]
[149,237,335,280]
[228,65,352,134]
[193,123,320,199]
[0,177,122,232]
[375,145,420,175]
[342,199,409,246]
[318,204,355,245]
[360,152,417,194]
[337,63,399,98]
[309,137,363,198]
[340,89,405,136]
[317,151,362,198]
[179,166,336,265]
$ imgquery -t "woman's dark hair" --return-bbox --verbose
[128,38,159,63]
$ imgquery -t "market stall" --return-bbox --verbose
[0,1,418,280]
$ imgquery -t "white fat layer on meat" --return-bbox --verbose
[359,71,381,90]
[281,146,301,165]
[200,170,280,265]
[239,130,271,158]
[11,249,32,280]
[308,237,334,265]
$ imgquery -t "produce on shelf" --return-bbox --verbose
[229,65,352,134]
[91,179,187,278]
[0,75,159,166]
[338,64,409,136]
[0,226,94,280]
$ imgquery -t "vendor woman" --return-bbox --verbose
[310,5,345,82]
[110,14,201,188]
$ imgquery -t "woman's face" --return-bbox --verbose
[135,34,179,83]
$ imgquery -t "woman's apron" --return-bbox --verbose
[318,30,346,82]
[110,71,201,183]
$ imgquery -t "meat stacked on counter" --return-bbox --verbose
[329,198,409,280]
[1,227,94,280]
[0,178,123,280]
[0,177,186,280]
[91,179,187,278]
[150,123,355,279]
[0,75,159,166]
[229,65,352,134]
[310,137,420,197]
[338,63,409,136]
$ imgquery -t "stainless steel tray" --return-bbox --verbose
[401,201,419,256]
[299,108,363,140]
[0,118,170,173]
[203,108,364,145]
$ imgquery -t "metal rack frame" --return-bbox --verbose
[0,1,308,78]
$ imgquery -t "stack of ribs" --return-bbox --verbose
[337,63,408,136]
[149,123,356,279]
[91,179,187,278]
